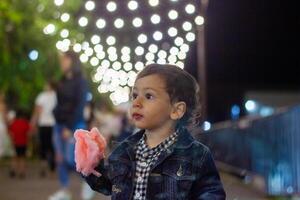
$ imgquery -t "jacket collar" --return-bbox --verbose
[124,127,195,150]
[174,127,195,149]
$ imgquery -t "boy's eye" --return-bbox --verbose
[145,93,154,100]
[131,92,138,100]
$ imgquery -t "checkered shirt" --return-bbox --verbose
[132,131,178,200]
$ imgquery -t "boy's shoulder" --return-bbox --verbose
[190,140,211,159]
[174,130,211,160]
[176,129,209,150]
[190,138,210,152]
[174,134,216,170]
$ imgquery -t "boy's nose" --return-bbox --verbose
[132,97,142,108]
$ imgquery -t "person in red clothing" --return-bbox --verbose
[9,109,31,178]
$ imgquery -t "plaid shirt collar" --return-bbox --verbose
[136,131,178,157]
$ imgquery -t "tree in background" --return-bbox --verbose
[0,0,83,113]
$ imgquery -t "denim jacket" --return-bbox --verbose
[84,128,226,200]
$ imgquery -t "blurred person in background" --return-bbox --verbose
[49,51,89,200]
[113,103,137,144]
[0,93,7,157]
[114,109,136,143]
[8,109,31,179]
[94,104,122,154]
[0,93,14,158]
[31,80,57,177]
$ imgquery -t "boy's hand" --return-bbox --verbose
[74,127,106,177]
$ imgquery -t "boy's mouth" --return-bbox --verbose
[132,113,143,121]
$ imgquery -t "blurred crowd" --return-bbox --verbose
[0,90,135,200]
[0,90,135,174]
[0,51,136,200]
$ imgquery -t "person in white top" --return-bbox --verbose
[31,80,57,177]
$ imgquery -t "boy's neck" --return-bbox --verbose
[145,123,175,148]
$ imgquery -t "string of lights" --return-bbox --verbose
[44,0,205,105]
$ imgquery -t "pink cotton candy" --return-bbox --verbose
[74,127,106,177]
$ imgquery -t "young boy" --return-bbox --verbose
[81,64,226,199]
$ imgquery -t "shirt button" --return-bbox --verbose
[140,162,147,167]
[135,192,141,198]
[137,176,143,182]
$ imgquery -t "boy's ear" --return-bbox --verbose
[170,101,186,120]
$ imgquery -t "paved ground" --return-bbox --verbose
[0,160,274,200]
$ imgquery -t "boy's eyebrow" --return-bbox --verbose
[144,87,158,91]
[133,87,160,92]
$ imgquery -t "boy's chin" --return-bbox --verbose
[133,122,149,130]
[134,124,146,130]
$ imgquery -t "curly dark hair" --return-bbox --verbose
[136,64,201,129]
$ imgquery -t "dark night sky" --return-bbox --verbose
[186,0,299,122]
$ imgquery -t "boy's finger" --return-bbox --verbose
[92,170,102,177]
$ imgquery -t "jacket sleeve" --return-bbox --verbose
[83,160,112,195]
[191,148,226,200]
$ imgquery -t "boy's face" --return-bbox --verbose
[130,74,175,131]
